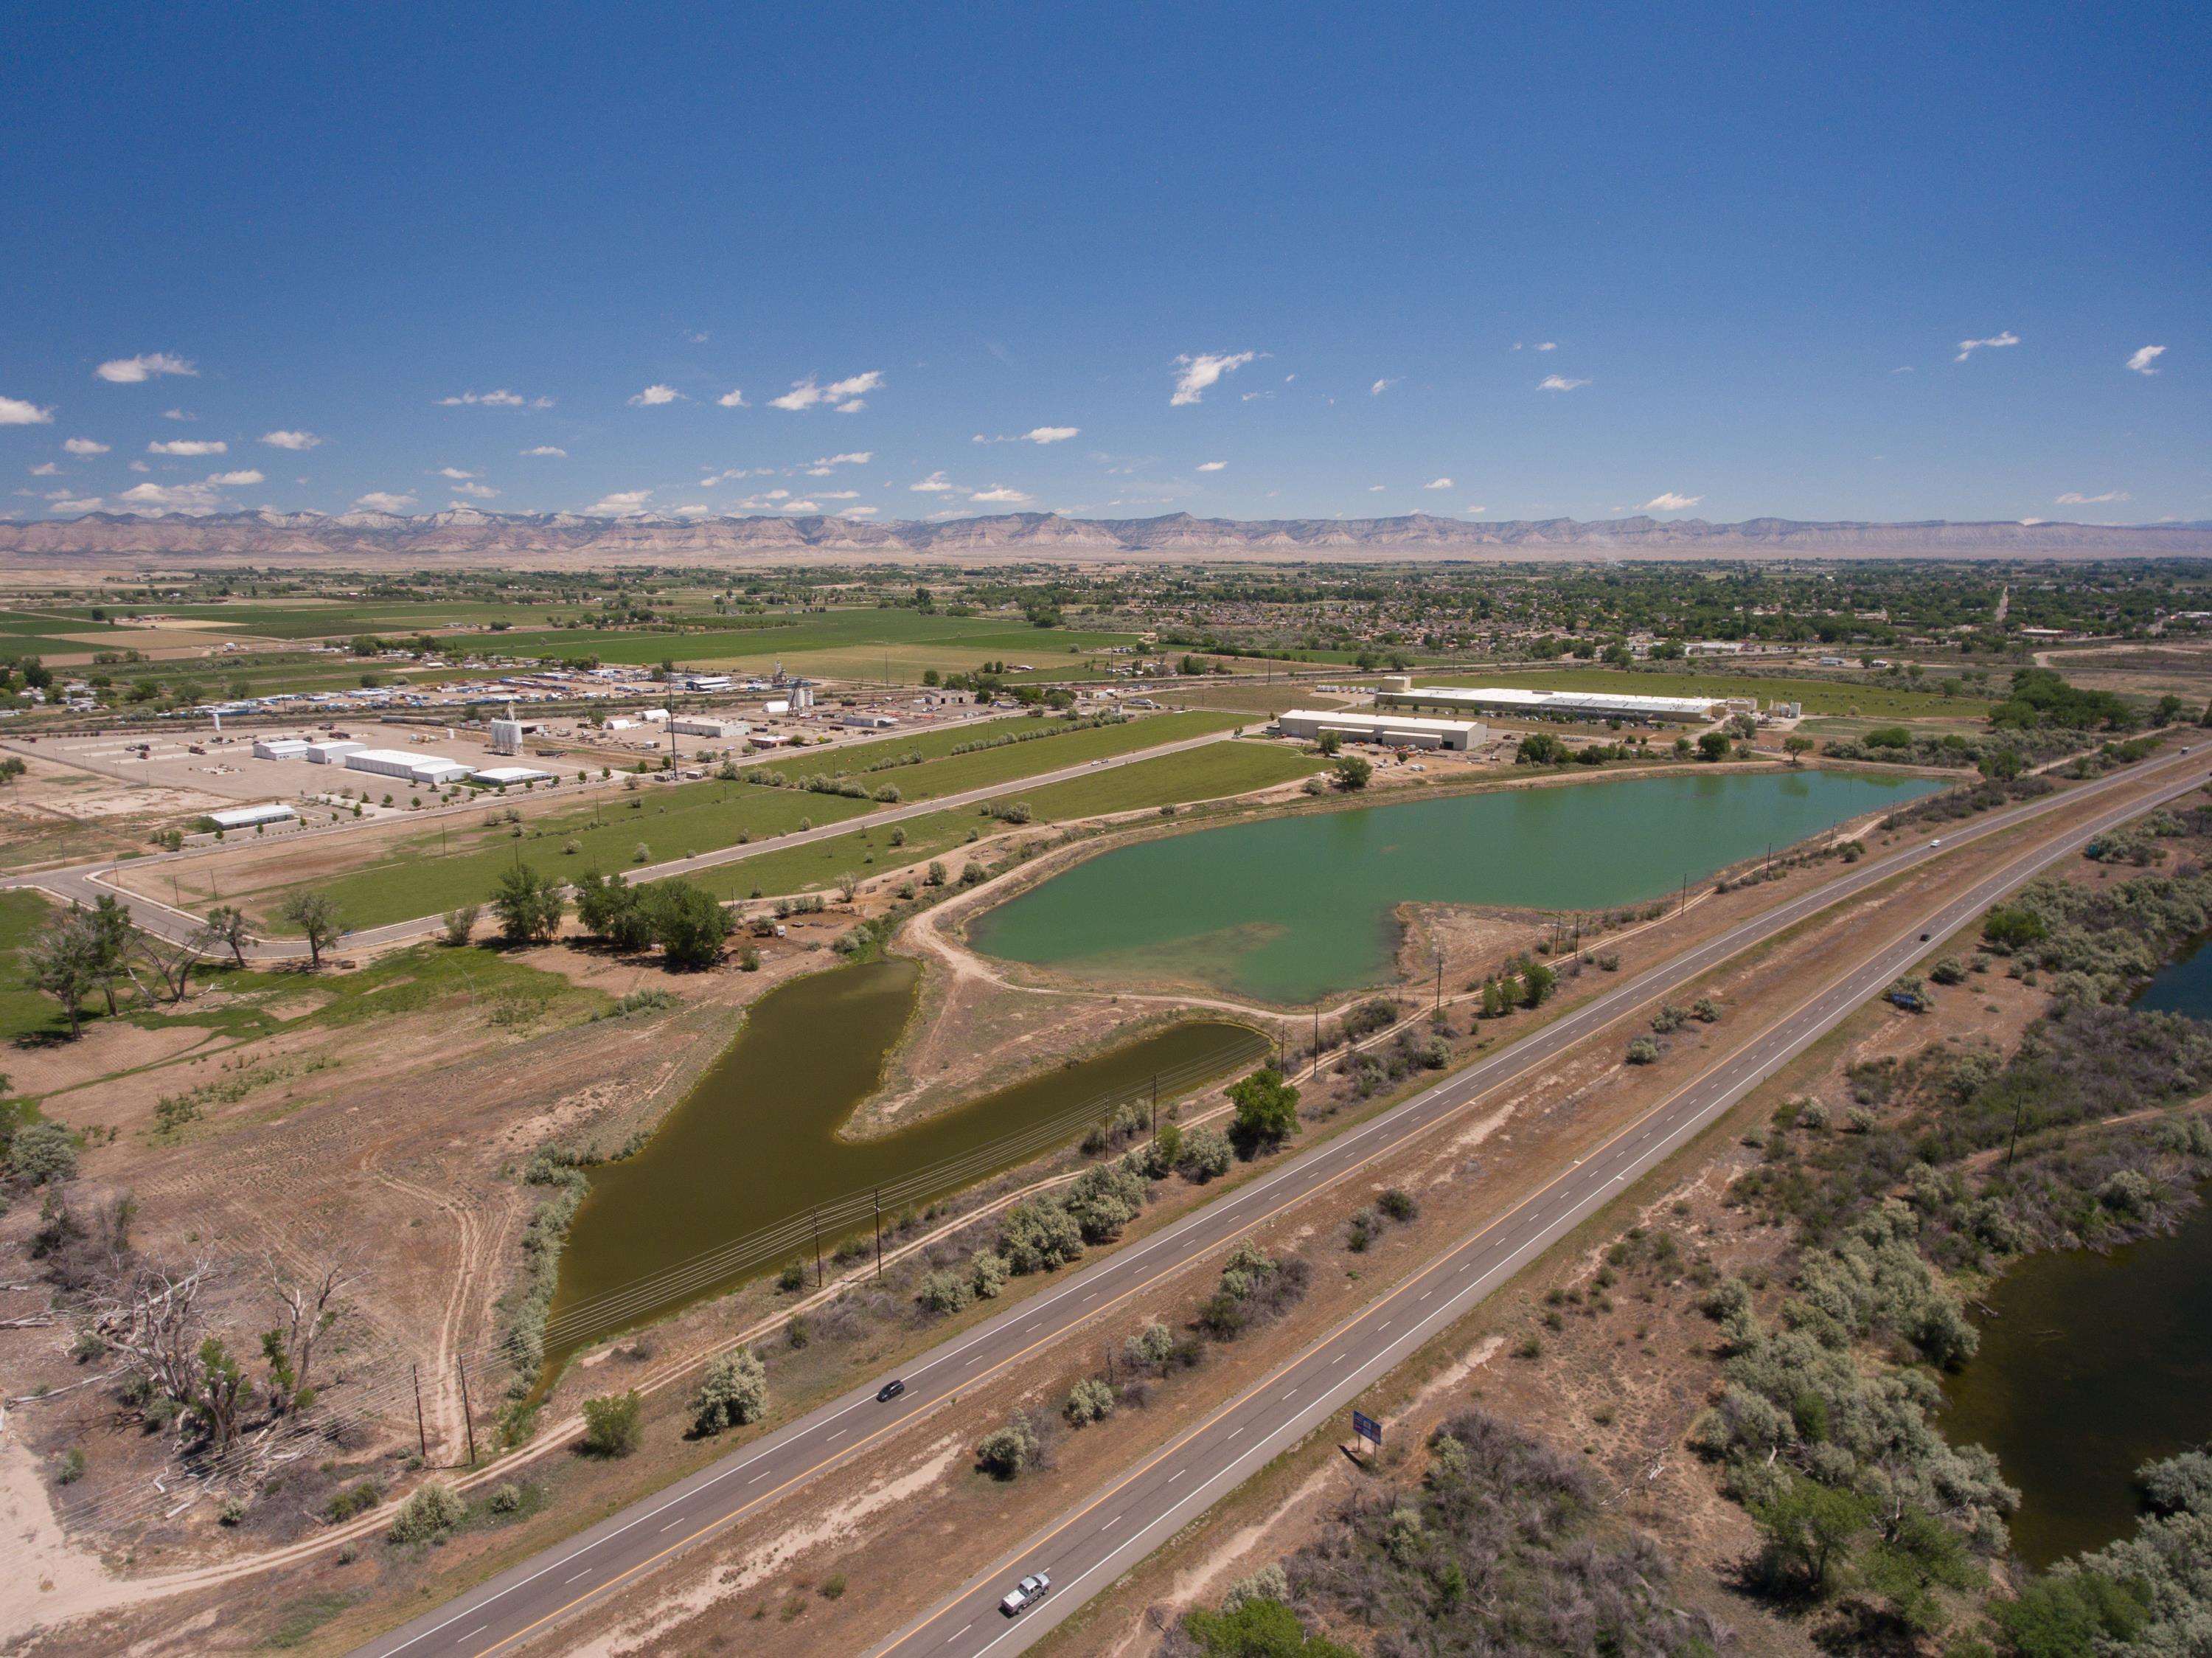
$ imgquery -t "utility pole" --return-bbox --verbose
[874,1190,883,1277]
[1434,950,1444,1011]
[813,1210,824,1288]
[1151,1072,1159,1134]
[2006,1097,2028,1167]
[1679,873,1688,917]
[1312,1006,1321,1077]
[456,1356,479,1466]
[411,1363,428,1460]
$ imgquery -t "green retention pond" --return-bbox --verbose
[967,767,1944,1005]
[540,957,1267,1373]
[1933,934,2212,1567]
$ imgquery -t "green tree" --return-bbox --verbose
[1783,734,1815,766]
[647,879,731,970]
[1753,1476,1872,1597]
[1697,729,1731,761]
[281,890,347,969]
[1228,1066,1301,1148]
[1182,1598,1357,1658]
[1520,960,1555,1007]
[1330,755,1372,790]
[490,864,565,946]
[204,904,251,967]
[27,906,103,1036]
[580,1390,643,1457]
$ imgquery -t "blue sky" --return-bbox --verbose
[2,1,2203,527]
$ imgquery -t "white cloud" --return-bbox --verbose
[2126,345,2166,376]
[147,438,226,456]
[1196,460,1227,472]
[817,489,859,500]
[0,396,55,426]
[784,499,820,512]
[63,437,109,455]
[628,384,684,406]
[435,466,476,479]
[1954,330,2020,363]
[161,407,192,420]
[128,459,148,471]
[974,426,1080,445]
[804,451,872,475]
[119,479,224,512]
[841,505,878,517]
[208,469,265,486]
[717,387,747,408]
[29,462,59,476]
[971,486,1033,505]
[1534,341,1557,352]
[670,503,714,518]
[1368,484,1385,492]
[1638,491,1703,511]
[1423,476,1453,490]
[353,490,418,512]
[1538,375,1590,392]
[48,496,101,513]
[909,471,955,493]
[1170,351,1256,406]
[1370,378,1398,396]
[436,389,551,408]
[1465,504,1486,515]
[586,489,653,516]
[260,429,322,450]
[522,445,566,457]
[95,352,196,384]
[770,370,883,412]
[2056,490,2129,504]
[449,481,499,499]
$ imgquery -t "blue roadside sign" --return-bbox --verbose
[1352,1410,1382,1445]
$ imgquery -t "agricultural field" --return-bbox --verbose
[164,710,1248,933]
[1422,665,1991,719]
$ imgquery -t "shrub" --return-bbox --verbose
[977,1414,1041,1479]
[1064,1377,1116,1426]
[387,1482,466,1545]
[917,1269,973,1315]
[580,1390,643,1457]
[1626,1036,1660,1066]
[1177,1126,1234,1182]
[692,1350,767,1435]
[970,1252,1007,1299]
[9,1121,77,1186]
[324,1480,383,1522]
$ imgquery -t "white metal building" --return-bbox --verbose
[304,739,365,764]
[253,737,310,760]
[1378,686,1722,724]
[343,747,476,785]
[673,715,749,739]
[1273,709,1484,751]
[472,765,553,786]
[209,802,298,830]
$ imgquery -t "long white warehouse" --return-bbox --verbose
[208,802,298,830]
[1273,709,1485,751]
[343,747,476,785]
[1378,685,1722,724]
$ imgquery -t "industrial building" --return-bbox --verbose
[471,765,553,786]
[1377,685,1722,724]
[841,712,900,730]
[672,715,749,739]
[342,747,476,785]
[490,718,526,755]
[304,739,365,764]
[1272,708,1484,751]
[253,737,310,760]
[209,802,298,830]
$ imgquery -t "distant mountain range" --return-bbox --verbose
[4,508,2210,566]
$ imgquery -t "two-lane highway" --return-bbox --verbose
[349,747,2208,1658]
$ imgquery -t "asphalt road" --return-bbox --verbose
[0,721,1248,959]
[349,747,2208,1658]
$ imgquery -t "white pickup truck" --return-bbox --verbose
[999,1572,1052,1617]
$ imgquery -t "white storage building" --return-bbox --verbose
[253,738,310,760]
[1273,709,1484,751]
[209,802,298,830]
[1377,685,1722,725]
[673,715,749,739]
[343,747,476,785]
[472,765,553,786]
[304,739,365,764]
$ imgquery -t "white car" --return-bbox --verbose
[1000,1572,1052,1616]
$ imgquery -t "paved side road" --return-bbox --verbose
[344,748,2209,1658]
[0,722,1249,960]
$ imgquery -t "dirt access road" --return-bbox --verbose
[0,721,1252,960]
[344,744,2212,1658]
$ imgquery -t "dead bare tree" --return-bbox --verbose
[84,1260,246,1451]
[124,923,217,1007]
[262,1255,353,1414]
